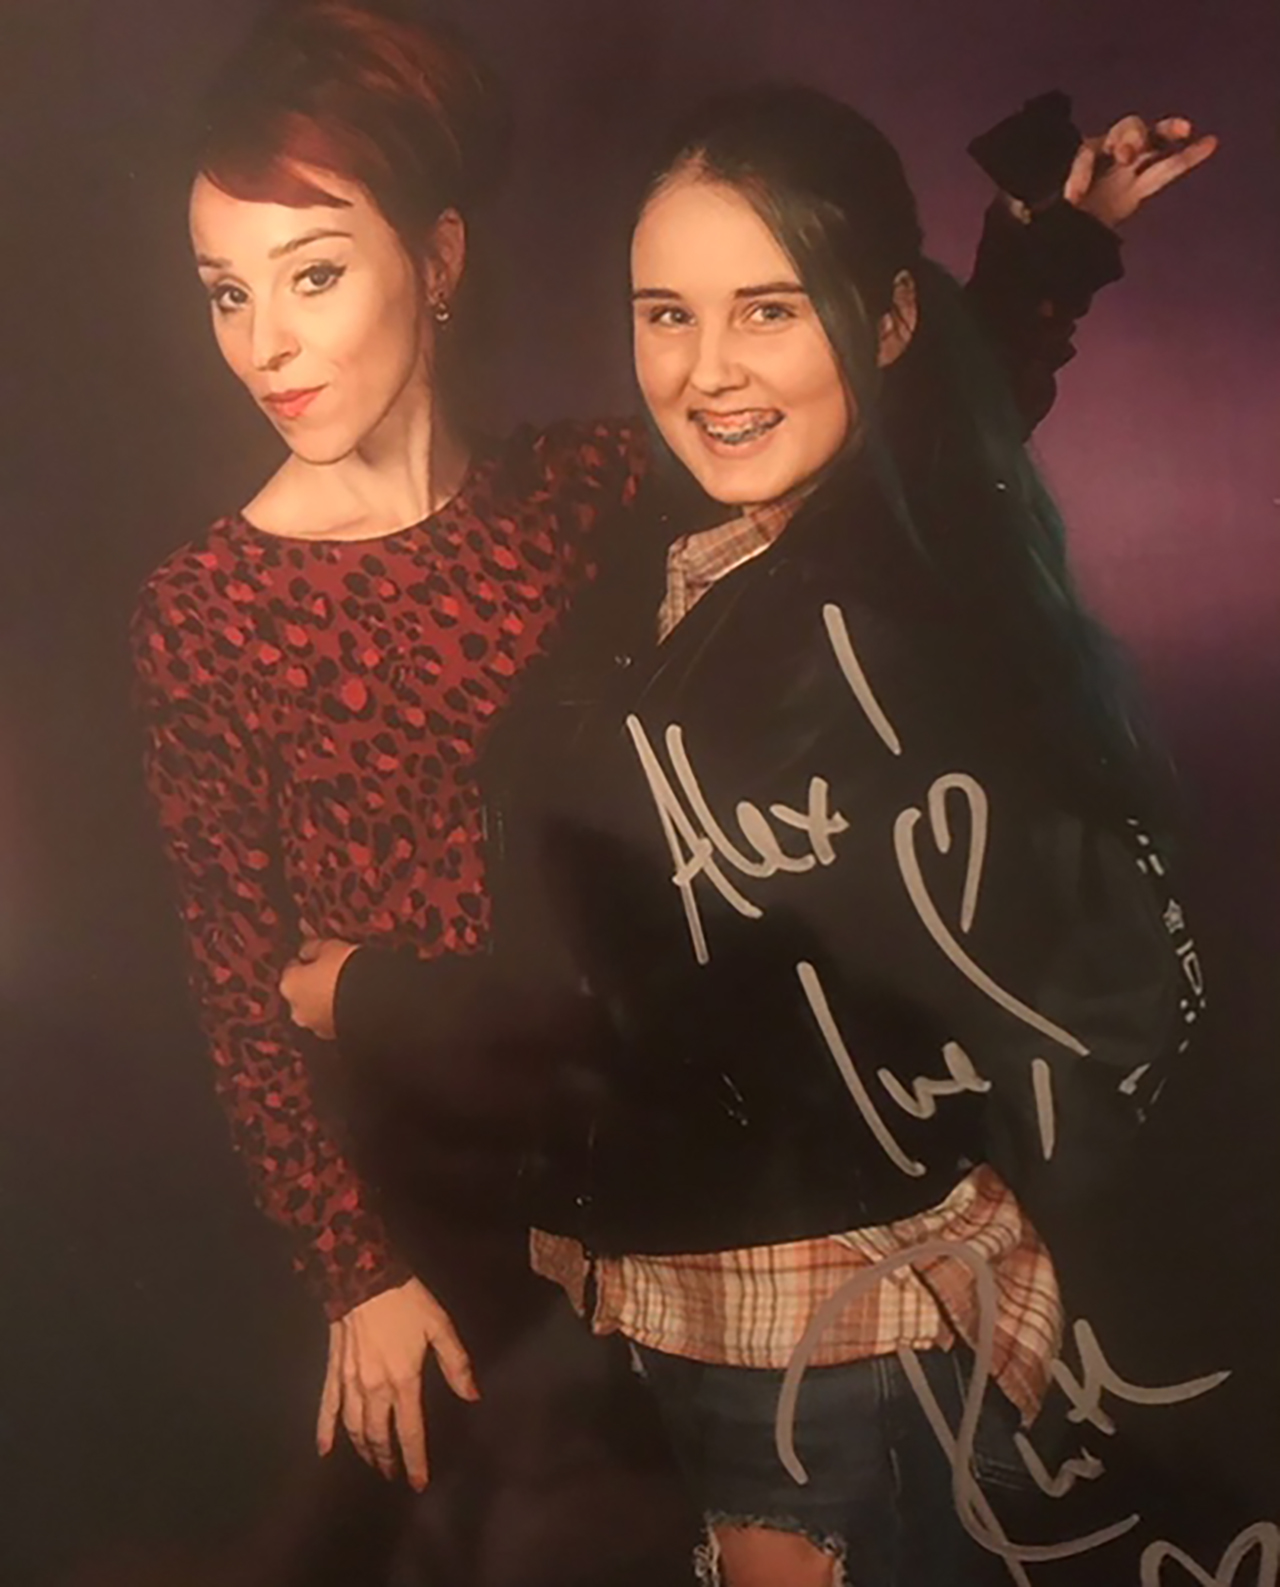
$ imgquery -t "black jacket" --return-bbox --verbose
[334,193,1196,1258]
[336,458,1195,1260]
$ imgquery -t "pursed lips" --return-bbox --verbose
[263,385,326,419]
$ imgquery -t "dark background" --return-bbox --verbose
[1,1,1277,1583]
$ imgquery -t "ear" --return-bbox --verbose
[876,270,918,369]
[424,208,467,303]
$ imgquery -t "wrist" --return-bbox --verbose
[1023,199,1125,295]
[322,1256,415,1323]
[969,90,1083,213]
[331,942,371,1051]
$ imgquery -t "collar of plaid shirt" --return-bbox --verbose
[656,482,817,642]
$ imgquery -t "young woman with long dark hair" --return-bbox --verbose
[285,82,1215,1587]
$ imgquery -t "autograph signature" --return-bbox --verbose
[623,597,1251,1580]
[771,1236,1255,1586]
[626,597,1204,1176]
[626,600,1090,1173]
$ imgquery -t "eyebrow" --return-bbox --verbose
[195,228,354,271]
[631,281,807,301]
[735,281,807,298]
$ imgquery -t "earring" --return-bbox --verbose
[432,296,452,325]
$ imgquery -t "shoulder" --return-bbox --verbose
[709,493,998,771]
[770,477,941,656]
[131,517,253,680]
[136,516,245,599]
[488,417,650,501]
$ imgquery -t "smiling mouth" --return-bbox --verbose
[691,409,784,447]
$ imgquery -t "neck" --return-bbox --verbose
[717,472,826,529]
[283,371,469,541]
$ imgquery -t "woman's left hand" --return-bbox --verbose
[1066,114,1218,230]
[281,937,361,1040]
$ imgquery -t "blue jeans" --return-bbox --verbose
[631,1343,1036,1586]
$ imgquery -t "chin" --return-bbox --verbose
[274,428,359,467]
[685,462,798,508]
[295,444,356,466]
[665,434,800,509]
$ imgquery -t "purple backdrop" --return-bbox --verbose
[1,2,1276,1582]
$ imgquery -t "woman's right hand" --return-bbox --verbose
[318,1276,480,1490]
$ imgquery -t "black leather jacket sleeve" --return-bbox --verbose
[333,932,587,1134]
[964,200,1122,437]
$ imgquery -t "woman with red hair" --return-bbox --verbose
[133,1,1188,1576]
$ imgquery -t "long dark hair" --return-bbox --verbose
[642,84,1169,830]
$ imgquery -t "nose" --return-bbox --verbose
[688,323,746,396]
[249,299,299,374]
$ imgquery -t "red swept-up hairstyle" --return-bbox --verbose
[197,0,508,253]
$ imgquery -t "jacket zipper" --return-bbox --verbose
[581,1247,600,1327]
[579,1117,600,1326]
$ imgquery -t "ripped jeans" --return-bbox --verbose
[630,1343,1034,1586]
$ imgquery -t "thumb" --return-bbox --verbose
[1063,141,1098,208]
[316,1329,343,1455]
[430,1317,481,1403]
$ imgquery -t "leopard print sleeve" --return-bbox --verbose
[522,416,652,568]
[131,556,411,1320]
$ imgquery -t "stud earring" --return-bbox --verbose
[432,296,452,325]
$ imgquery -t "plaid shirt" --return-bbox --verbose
[655,487,811,640]
[532,495,1064,1423]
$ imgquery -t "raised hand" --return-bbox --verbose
[1065,114,1218,230]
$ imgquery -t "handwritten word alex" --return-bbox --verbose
[626,600,1089,1173]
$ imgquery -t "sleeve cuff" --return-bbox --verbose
[1022,199,1125,299]
[319,1257,415,1322]
[968,90,1084,211]
[333,941,422,1066]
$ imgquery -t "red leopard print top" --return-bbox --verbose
[132,420,646,1318]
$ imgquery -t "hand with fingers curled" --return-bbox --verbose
[280,935,360,1041]
[283,944,480,1483]
[1065,112,1218,229]
[319,1276,480,1491]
